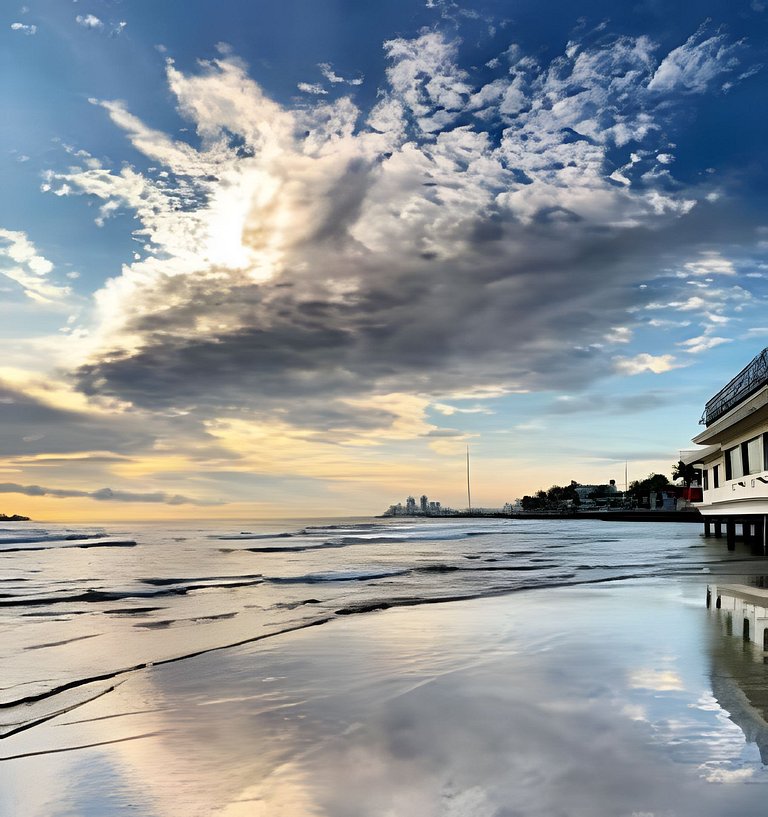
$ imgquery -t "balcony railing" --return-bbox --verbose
[702,347,768,426]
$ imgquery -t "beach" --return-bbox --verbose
[2,518,768,815]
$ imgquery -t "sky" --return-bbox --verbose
[2,0,768,521]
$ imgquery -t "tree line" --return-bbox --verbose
[520,460,700,511]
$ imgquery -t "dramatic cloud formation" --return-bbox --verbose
[42,25,759,451]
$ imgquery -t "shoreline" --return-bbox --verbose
[380,509,703,522]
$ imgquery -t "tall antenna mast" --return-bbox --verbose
[625,461,628,494]
[466,445,472,513]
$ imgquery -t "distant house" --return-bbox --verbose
[684,348,768,546]
[572,479,619,505]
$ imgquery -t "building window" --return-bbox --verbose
[726,446,743,480]
[713,464,720,488]
[703,469,709,490]
[747,436,763,475]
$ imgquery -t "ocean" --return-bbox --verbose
[2,516,768,815]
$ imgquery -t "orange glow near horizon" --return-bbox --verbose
[0,454,673,523]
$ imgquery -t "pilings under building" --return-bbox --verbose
[702,515,768,552]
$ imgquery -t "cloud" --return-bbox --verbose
[383,32,471,133]
[702,767,755,783]
[648,27,744,93]
[682,252,736,276]
[75,13,103,29]
[677,335,732,354]
[614,354,682,375]
[297,82,327,95]
[628,668,684,691]
[432,403,494,416]
[0,482,214,505]
[10,22,36,35]
[604,327,632,344]
[0,379,157,458]
[40,27,760,441]
[546,391,674,415]
[0,228,70,302]
[319,62,364,86]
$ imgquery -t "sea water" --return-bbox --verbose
[2,517,768,815]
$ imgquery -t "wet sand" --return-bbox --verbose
[3,578,768,816]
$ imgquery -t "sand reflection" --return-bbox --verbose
[4,584,768,816]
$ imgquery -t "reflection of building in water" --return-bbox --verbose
[707,583,768,763]
[709,584,768,649]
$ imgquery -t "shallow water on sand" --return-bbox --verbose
[2,517,768,814]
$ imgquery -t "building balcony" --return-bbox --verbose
[702,347,768,427]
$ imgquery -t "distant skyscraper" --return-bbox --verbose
[420,495,428,513]
[406,496,416,514]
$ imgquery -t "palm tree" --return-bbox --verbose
[672,459,699,487]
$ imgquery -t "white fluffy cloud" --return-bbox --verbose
[319,62,364,86]
[614,354,683,375]
[10,22,36,35]
[0,229,69,303]
[677,335,732,354]
[648,27,743,93]
[682,252,736,276]
[75,13,103,29]
[298,81,327,95]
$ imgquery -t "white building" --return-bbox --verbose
[684,348,768,548]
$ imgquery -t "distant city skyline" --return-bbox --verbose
[1,1,768,520]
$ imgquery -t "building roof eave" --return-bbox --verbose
[681,444,721,466]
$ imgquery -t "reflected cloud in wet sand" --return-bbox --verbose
[3,584,768,816]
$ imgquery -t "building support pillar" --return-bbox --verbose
[727,519,736,551]
[714,520,722,538]
[704,519,711,538]
[754,516,766,551]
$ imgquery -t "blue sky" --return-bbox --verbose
[1,0,768,519]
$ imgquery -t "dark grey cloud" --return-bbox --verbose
[72,202,762,434]
[0,381,156,458]
[0,381,240,464]
[546,391,677,415]
[0,482,219,505]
